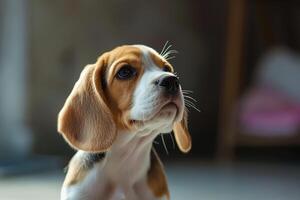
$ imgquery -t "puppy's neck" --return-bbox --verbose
[103,130,159,185]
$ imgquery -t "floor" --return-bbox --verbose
[0,162,299,200]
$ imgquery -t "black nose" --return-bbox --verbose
[157,76,180,95]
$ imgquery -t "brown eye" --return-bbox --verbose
[116,65,136,80]
[162,66,171,72]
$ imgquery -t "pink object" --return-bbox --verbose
[239,86,300,137]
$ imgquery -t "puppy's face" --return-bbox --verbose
[58,45,191,153]
[104,45,184,134]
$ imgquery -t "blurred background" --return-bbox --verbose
[1,0,300,199]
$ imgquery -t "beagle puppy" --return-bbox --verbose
[58,44,191,200]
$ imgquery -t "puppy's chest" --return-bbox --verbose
[79,155,152,199]
[101,133,154,184]
[104,148,151,184]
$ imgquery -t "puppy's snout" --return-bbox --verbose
[156,75,179,95]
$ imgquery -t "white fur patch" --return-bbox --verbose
[130,45,182,134]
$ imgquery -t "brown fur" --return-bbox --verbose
[149,51,174,73]
[57,45,148,151]
[63,152,105,186]
[103,46,144,130]
[57,62,117,152]
[63,154,89,186]
[147,149,170,199]
[173,110,191,153]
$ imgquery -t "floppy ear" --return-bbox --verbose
[57,57,116,152]
[173,110,192,153]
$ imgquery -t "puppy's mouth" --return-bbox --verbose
[130,100,181,125]
[160,102,178,113]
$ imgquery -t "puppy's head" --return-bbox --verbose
[58,45,191,153]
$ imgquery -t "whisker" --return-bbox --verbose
[182,89,194,93]
[182,92,193,96]
[163,50,178,60]
[167,49,179,54]
[185,102,201,112]
[160,41,179,61]
[160,41,169,56]
[182,88,200,112]
[182,92,194,95]
[185,99,198,107]
[162,45,173,58]
[165,56,176,61]
[184,98,196,106]
[168,132,175,149]
[185,100,197,108]
[164,49,178,56]
[184,95,197,102]
[185,101,195,107]
[160,134,169,155]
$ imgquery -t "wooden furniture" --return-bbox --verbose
[217,0,247,160]
[217,0,300,160]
